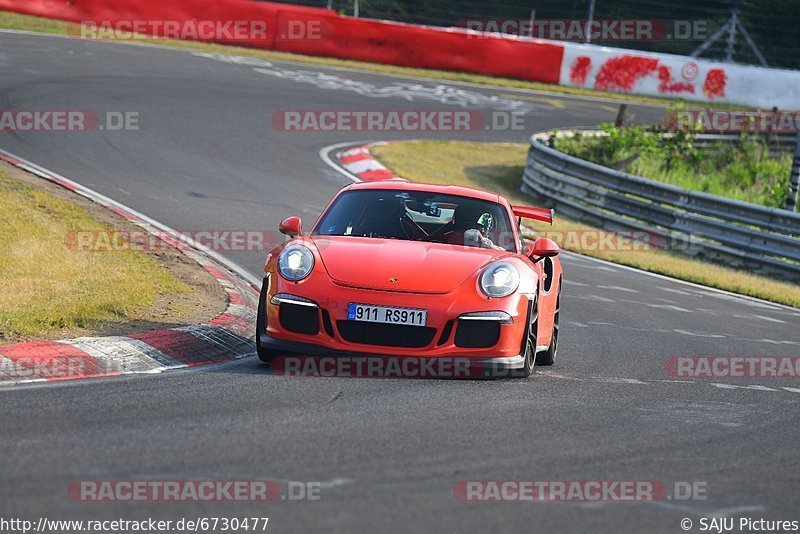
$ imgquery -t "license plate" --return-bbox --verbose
[347,303,427,327]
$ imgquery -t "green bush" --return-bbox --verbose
[554,123,794,209]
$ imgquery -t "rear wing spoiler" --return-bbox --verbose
[511,206,554,225]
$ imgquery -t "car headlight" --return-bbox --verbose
[278,244,314,281]
[479,262,519,298]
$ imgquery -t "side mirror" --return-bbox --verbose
[279,216,303,237]
[530,237,559,263]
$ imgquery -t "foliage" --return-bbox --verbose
[554,122,794,209]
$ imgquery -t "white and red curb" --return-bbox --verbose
[0,150,259,387]
[333,143,401,182]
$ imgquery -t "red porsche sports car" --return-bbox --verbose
[257,180,563,377]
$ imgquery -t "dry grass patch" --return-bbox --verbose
[0,164,226,343]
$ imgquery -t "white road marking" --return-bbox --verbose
[566,294,615,303]
[743,385,781,391]
[673,330,727,339]
[543,372,799,397]
[601,377,647,384]
[646,303,693,312]
[710,383,780,392]
[730,336,798,345]
[658,287,693,296]
[751,315,787,324]
[589,265,619,273]
[636,401,750,427]
[596,285,638,293]
[567,321,590,328]
[250,63,542,111]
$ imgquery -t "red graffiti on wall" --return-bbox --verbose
[569,56,592,86]
[657,65,694,94]
[593,55,659,91]
[569,54,726,99]
[703,68,727,99]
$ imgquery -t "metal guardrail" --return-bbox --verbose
[521,130,800,281]
[685,131,798,158]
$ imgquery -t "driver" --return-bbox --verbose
[448,205,504,250]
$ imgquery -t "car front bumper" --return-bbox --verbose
[258,274,535,377]
[258,331,528,378]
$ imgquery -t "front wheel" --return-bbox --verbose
[520,337,535,377]
[517,297,538,378]
[256,278,279,365]
[536,287,560,366]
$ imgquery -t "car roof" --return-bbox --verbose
[345,180,505,205]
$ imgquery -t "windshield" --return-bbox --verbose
[313,189,517,252]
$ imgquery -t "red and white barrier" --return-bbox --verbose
[0,0,563,84]
[559,43,798,109]
[0,0,797,109]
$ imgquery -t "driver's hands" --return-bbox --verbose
[464,229,483,247]
[464,229,503,250]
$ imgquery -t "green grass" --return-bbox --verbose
[0,10,713,108]
[0,169,189,340]
[370,140,800,308]
[554,125,794,209]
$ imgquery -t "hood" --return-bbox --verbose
[312,236,503,294]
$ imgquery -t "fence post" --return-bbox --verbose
[614,104,628,127]
[584,0,595,44]
[786,133,800,212]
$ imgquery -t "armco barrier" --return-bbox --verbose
[521,130,800,281]
[2,0,798,108]
[690,132,798,155]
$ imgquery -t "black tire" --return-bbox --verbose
[518,297,538,378]
[536,285,561,366]
[519,336,535,378]
[256,278,280,365]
